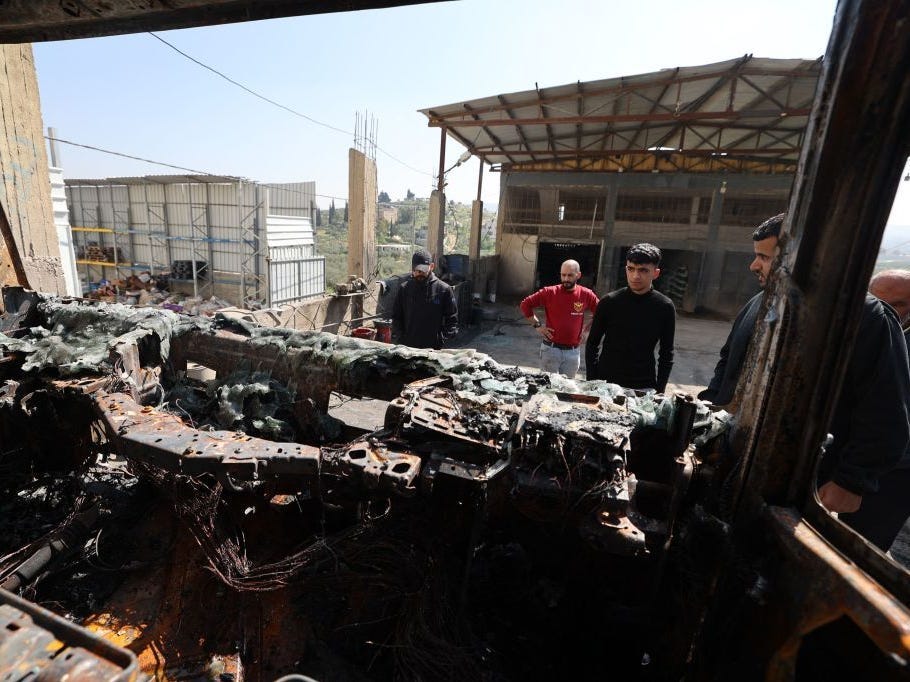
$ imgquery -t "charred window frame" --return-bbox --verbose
[726,0,910,605]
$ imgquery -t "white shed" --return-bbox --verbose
[65,175,325,308]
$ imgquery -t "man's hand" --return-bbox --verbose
[817,481,862,513]
[538,325,554,341]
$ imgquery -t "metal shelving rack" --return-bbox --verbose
[65,175,320,307]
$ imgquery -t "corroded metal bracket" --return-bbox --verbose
[0,587,141,682]
[91,390,422,496]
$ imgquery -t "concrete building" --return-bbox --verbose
[421,56,822,316]
[378,205,399,223]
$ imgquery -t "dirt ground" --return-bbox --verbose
[454,301,726,395]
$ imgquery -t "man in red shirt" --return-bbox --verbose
[519,259,600,378]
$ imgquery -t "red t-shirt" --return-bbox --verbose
[519,284,599,346]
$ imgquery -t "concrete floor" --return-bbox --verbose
[453,301,728,396]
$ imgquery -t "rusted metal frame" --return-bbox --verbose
[431,107,812,128]
[738,73,790,111]
[437,127,447,193]
[426,62,818,120]
[0,587,141,681]
[464,147,800,158]
[497,94,537,163]
[574,82,584,161]
[721,120,807,156]
[505,156,795,174]
[0,200,30,290]
[720,95,817,152]
[648,54,753,151]
[462,103,515,165]
[761,507,910,675]
[627,67,680,152]
[426,108,479,162]
[472,120,805,151]
[535,84,557,160]
[472,118,794,150]
[498,123,648,150]
[723,0,910,590]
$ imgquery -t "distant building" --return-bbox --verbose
[378,205,399,223]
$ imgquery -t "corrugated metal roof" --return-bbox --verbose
[419,55,823,173]
[65,174,244,186]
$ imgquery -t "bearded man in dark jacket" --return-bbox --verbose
[391,249,458,349]
[700,214,910,548]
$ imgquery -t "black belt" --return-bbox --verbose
[542,340,578,350]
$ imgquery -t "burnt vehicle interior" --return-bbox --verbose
[0,1,909,681]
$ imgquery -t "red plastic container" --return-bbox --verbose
[351,326,377,341]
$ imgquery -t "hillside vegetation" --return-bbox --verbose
[316,196,497,291]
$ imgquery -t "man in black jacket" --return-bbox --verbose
[585,243,676,392]
[698,214,782,406]
[850,268,910,550]
[391,249,458,349]
[700,214,910,530]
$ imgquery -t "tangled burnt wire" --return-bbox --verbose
[131,460,385,591]
[136,459,488,680]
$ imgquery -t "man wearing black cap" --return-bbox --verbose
[391,249,459,349]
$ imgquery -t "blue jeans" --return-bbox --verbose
[539,342,580,378]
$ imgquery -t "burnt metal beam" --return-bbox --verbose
[0,0,453,43]
[92,389,423,494]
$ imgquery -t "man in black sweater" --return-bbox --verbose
[700,214,910,532]
[392,249,458,349]
[585,243,676,392]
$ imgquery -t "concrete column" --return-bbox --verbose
[596,182,619,294]
[469,200,483,261]
[694,185,726,311]
[0,44,64,296]
[427,189,445,261]
[347,148,377,281]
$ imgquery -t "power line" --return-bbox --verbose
[45,135,350,202]
[148,32,435,179]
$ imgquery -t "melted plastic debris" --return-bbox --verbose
[0,299,204,375]
[164,370,298,441]
[0,296,731,447]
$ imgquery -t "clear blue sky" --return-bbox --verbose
[31,0,910,230]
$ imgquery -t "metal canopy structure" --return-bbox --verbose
[420,55,823,174]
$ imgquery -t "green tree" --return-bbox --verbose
[406,189,415,200]
[343,202,349,222]
[378,190,391,203]
[329,200,336,224]
[315,208,322,227]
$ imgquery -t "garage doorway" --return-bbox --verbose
[536,242,600,290]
